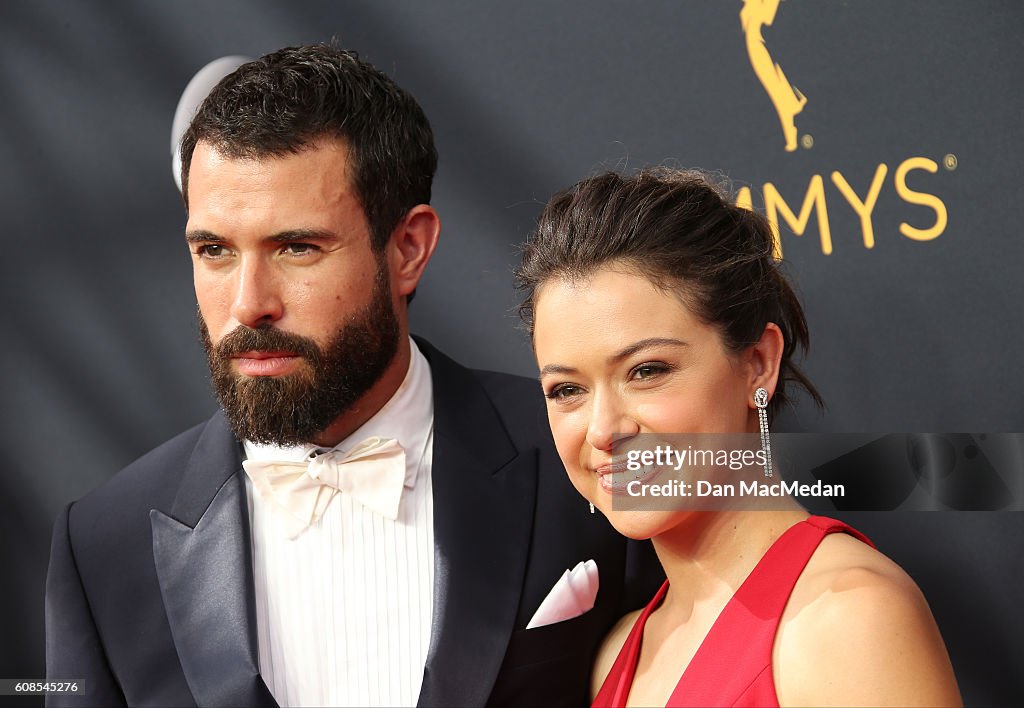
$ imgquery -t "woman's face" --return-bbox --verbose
[533,266,765,538]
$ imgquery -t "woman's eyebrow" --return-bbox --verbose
[607,337,688,365]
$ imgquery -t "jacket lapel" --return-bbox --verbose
[416,341,539,707]
[150,413,276,707]
[148,342,536,707]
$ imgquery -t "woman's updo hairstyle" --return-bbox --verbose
[516,167,822,420]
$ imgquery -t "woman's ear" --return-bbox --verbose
[746,322,784,405]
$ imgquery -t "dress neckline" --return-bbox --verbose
[597,515,872,707]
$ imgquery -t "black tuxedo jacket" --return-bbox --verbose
[46,339,661,707]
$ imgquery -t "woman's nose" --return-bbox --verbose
[585,391,640,452]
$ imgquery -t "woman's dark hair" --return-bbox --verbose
[516,167,822,419]
[179,43,437,252]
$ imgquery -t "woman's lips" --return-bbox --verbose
[231,351,302,376]
[594,460,660,495]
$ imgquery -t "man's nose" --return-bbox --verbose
[585,390,640,452]
[229,257,283,327]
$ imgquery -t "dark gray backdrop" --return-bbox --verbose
[2,1,1021,705]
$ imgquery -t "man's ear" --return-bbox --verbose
[387,205,441,299]
[746,322,785,405]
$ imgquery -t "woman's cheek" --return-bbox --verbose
[634,397,689,433]
[549,414,585,470]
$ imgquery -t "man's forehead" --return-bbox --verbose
[192,135,352,172]
[185,137,369,237]
[186,137,357,208]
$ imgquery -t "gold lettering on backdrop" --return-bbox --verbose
[735,4,952,254]
[831,164,888,249]
[895,157,948,241]
[741,0,806,152]
[763,175,832,256]
[736,159,948,255]
[736,184,786,259]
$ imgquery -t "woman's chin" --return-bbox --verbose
[599,508,683,541]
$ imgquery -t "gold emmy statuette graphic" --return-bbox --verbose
[741,0,806,152]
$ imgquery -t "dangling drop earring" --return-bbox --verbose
[589,501,595,514]
[754,387,773,478]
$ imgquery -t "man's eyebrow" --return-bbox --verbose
[267,228,338,243]
[184,228,339,244]
[185,230,224,243]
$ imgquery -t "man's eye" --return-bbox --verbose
[546,384,584,401]
[282,243,318,256]
[197,244,228,258]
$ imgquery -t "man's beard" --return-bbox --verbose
[199,267,400,446]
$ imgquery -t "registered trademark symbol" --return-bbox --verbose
[801,134,814,149]
[943,153,958,171]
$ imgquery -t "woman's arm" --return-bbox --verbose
[775,538,961,707]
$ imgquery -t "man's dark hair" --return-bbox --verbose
[516,167,822,420]
[179,43,437,251]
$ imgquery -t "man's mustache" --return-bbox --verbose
[214,325,322,363]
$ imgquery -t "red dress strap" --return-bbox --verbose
[592,516,873,707]
[594,580,670,707]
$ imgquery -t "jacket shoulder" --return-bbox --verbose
[469,367,553,445]
[472,367,544,409]
[415,337,552,447]
[67,417,218,540]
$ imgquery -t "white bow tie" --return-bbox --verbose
[242,436,407,539]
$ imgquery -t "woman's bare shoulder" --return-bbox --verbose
[775,532,961,706]
[590,608,643,701]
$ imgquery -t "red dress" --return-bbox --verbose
[593,516,874,707]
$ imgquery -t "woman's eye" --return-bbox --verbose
[630,363,670,381]
[546,384,584,401]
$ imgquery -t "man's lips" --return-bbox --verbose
[231,351,302,376]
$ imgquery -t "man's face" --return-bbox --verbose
[186,139,400,445]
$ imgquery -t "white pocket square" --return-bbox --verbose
[526,559,599,629]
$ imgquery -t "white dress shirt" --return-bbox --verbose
[243,339,434,707]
